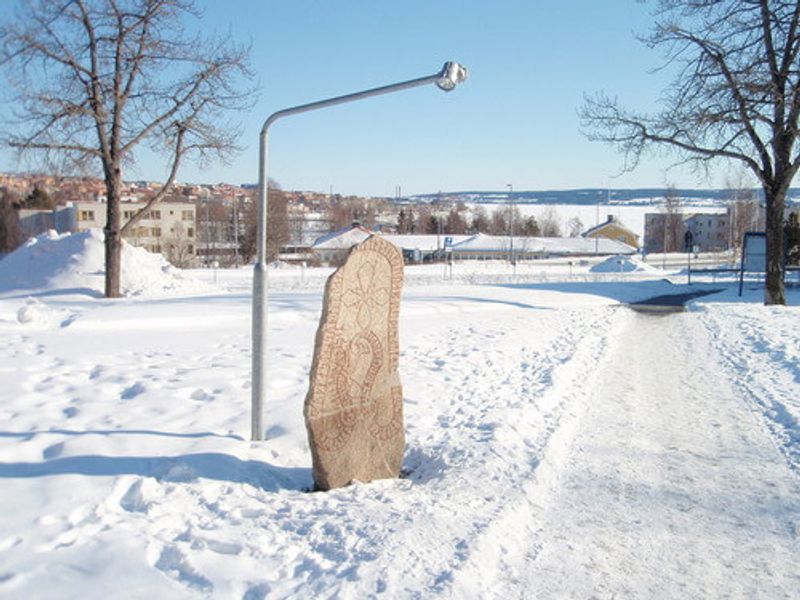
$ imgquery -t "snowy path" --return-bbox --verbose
[494,310,800,598]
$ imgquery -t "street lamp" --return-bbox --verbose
[507,183,515,272]
[251,62,468,441]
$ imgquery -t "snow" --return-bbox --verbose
[0,229,217,298]
[590,254,662,273]
[0,244,799,598]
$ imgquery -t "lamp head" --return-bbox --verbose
[436,61,468,92]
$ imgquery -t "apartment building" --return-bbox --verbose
[19,200,197,266]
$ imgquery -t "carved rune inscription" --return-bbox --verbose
[304,235,404,491]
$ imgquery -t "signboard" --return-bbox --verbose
[738,231,767,296]
[444,236,453,253]
[742,232,767,273]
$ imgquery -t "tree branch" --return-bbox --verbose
[120,124,186,235]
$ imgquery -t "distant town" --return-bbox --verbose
[2,171,797,268]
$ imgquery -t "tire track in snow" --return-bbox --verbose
[445,308,627,598]
[387,306,622,597]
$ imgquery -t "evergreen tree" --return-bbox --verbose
[519,216,541,237]
[23,187,54,210]
[786,212,800,266]
[396,209,406,233]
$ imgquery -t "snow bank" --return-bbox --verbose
[0,229,216,297]
[590,254,661,274]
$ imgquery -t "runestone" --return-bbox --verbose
[304,235,405,491]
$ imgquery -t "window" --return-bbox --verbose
[79,210,95,221]
[123,210,135,219]
[187,227,194,238]
[144,210,161,220]
[151,227,161,237]
[182,210,193,221]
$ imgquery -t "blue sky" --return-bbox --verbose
[1,1,745,196]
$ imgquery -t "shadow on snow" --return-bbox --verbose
[0,451,312,492]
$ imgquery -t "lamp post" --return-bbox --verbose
[251,62,468,441]
[506,183,515,273]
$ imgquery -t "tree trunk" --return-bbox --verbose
[104,167,123,298]
[763,187,786,305]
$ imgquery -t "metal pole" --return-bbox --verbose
[233,198,240,268]
[251,62,467,441]
[507,183,515,274]
[595,193,600,255]
[252,127,269,441]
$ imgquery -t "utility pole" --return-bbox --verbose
[595,191,601,255]
[204,199,211,268]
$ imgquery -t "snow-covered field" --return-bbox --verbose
[1,232,798,598]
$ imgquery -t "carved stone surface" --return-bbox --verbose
[304,235,405,491]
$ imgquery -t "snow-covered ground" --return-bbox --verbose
[0,232,798,598]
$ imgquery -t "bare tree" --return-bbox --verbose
[489,208,507,235]
[470,205,490,233]
[724,172,762,252]
[663,185,684,252]
[414,205,439,234]
[325,195,380,230]
[582,0,800,304]
[566,216,584,238]
[163,221,195,268]
[0,189,22,252]
[444,205,468,234]
[538,207,562,237]
[241,186,288,264]
[0,0,253,297]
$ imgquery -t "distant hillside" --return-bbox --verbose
[409,188,800,206]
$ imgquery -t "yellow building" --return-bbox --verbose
[582,215,639,249]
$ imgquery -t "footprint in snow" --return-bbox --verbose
[42,442,64,460]
[190,388,214,402]
[153,545,213,594]
[121,382,147,400]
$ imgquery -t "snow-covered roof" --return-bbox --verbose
[312,224,374,249]
[311,228,636,256]
[381,234,472,252]
[582,217,637,238]
[449,233,636,255]
[539,237,636,255]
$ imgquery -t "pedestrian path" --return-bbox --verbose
[515,310,800,598]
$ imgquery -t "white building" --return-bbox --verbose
[311,224,636,265]
[18,199,197,266]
